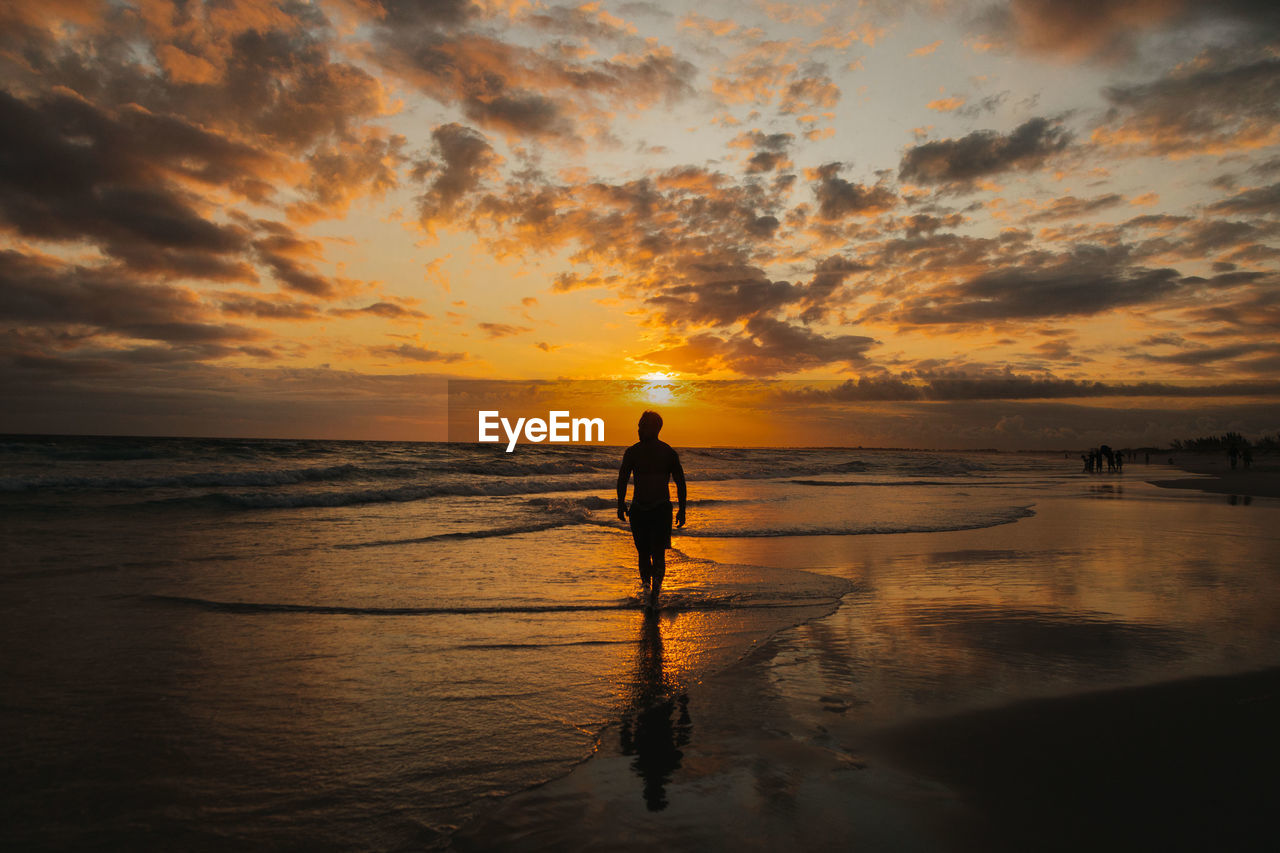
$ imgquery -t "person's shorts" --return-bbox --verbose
[628,502,672,553]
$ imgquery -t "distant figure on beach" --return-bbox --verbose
[1229,444,1239,470]
[1101,444,1115,473]
[618,410,687,609]
[1243,446,1253,469]
[1115,450,1124,473]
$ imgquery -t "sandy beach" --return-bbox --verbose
[1147,450,1280,499]
[6,442,1278,850]
[453,664,1280,852]
[452,467,1280,851]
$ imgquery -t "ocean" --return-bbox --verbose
[3,436,1278,850]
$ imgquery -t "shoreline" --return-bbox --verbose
[450,477,1280,851]
[1146,450,1280,498]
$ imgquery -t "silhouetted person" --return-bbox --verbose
[619,612,691,811]
[1115,450,1124,473]
[1243,446,1253,469]
[1229,444,1239,470]
[617,410,687,609]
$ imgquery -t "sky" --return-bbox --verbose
[2,0,1279,448]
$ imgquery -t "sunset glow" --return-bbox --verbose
[4,0,1280,446]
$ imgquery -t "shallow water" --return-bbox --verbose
[8,438,1266,850]
[695,479,1280,729]
[451,479,1280,851]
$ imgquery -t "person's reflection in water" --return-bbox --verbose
[619,611,691,811]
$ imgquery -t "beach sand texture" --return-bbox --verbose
[456,459,1280,852]
[3,440,1278,851]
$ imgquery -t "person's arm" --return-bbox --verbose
[673,451,687,528]
[617,450,632,521]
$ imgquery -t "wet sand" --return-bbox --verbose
[453,666,1280,852]
[1148,450,1280,499]
[451,478,1280,851]
[871,666,1280,852]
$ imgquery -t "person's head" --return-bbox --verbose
[638,410,663,441]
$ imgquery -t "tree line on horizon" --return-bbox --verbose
[1169,432,1279,451]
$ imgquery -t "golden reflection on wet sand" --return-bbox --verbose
[692,483,1280,724]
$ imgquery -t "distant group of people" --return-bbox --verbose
[1081,444,1130,474]
[1229,443,1253,470]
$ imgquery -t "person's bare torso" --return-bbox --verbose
[623,440,680,511]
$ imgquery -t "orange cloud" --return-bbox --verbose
[927,96,965,112]
[679,12,737,37]
[910,39,943,57]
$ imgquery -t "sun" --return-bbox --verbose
[637,372,679,406]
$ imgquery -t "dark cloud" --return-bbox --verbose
[780,70,841,115]
[781,372,1280,402]
[1141,333,1187,346]
[898,118,1073,188]
[291,134,406,221]
[368,343,468,363]
[0,250,258,345]
[197,26,387,150]
[1189,285,1280,333]
[329,302,427,320]
[1026,194,1124,222]
[871,247,1182,325]
[0,90,257,277]
[748,151,788,173]
[1098,58,1280,156]
[1175,219,1274,263]
[524,4,639,40]
[641,316,878,376]
[250,221,354,300]
[973,0,1280,62]
[414,123,500,232]
[798,255,869,322]
[455,163,806,373]
[219,296,320,321]
[973,0,1185,61]
[464,89,574,140]
[956,91,1011,118]
[365,1,694,143]
[7,2,395,202]
[1033,339,1076,360]
[648,272,798,327]
[811,163,897,220]
[478,322,533,338]
[746,214,780,238]
[1136,341,1280,366]
[1207,183,1280,217]
[903,213,964,237]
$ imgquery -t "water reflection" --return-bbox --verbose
[619,612,692,811]
[1228,494,1253,506]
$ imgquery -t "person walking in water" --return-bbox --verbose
[617,410,687,609]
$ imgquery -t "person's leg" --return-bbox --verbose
[631,509,651,585]
[649,548,665,606]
